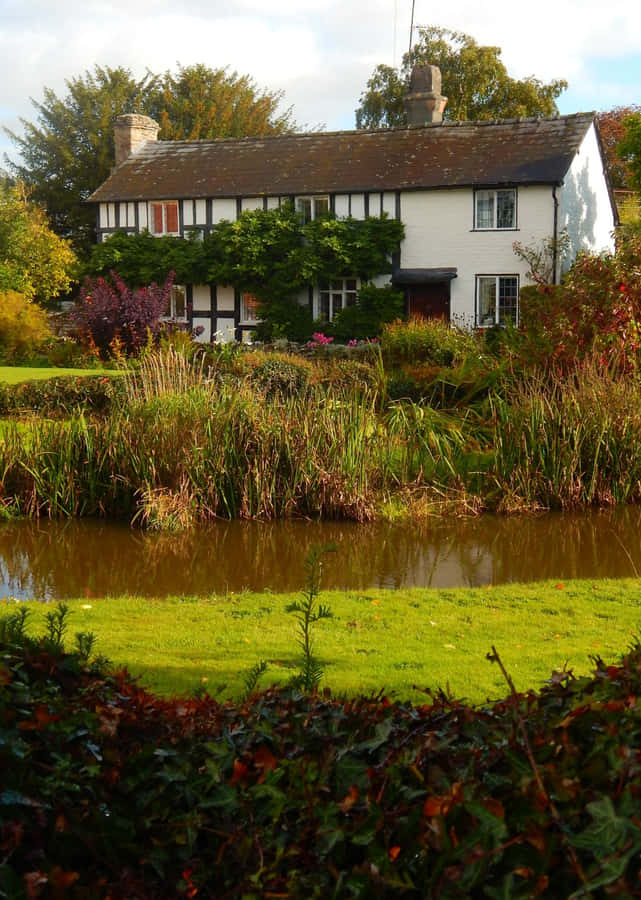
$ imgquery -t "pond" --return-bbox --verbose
[2,506,641,600]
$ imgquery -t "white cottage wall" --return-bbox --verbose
[399,187,557,326]
[557,123,616,269]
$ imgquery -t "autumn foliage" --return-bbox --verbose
[518,232,641,372]
[2,616,641,897]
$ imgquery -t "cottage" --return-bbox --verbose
[89,66,617,342]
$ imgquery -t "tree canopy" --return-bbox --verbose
[597,106,641,190]
[617,111,641,195]
[0,182,77,305]
[355,26,567,129]
[4,64,295,256]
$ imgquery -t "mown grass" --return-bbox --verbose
[0,366,120,383]
[7,578,641,705]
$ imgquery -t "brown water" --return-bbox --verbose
[2,507,641,600]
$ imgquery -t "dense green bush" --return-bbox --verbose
[3,607,641,898]
[328,283,405,341]
[380,316,479,366]
[0,374,126,416]
[251,354,312,398]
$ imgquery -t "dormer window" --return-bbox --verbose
[474,189,516,230]
[150,201,179,235]
[296,196,329,223]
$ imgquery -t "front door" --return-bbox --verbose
[407,282,450,320]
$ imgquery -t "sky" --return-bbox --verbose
[1,0,640,168]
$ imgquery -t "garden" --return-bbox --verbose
[3,201,641,895]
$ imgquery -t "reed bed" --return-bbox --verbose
[4,350,641,523]
[489,363,641,510]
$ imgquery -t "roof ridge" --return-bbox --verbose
[141,111,596,150]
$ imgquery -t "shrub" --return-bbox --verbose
[0,290,53,363]
[70,271,174,356]
[328,283,405,341]
[252,354,312,398]
[381,316,479,366]
[4,609,641,898]
[0,374,126,416]
[518,232,641,371]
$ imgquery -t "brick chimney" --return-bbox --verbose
[114,114,159,166]
[404,65,448,125]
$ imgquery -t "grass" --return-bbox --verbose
[0,366,121,383]
[6,577,641,705]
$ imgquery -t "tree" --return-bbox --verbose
[617,112,641,195]
[355,26,567,129]
[0,182,77,305]
[5,66,158,256]
[597,106,641,190]
[4,64,295,256]
[155,64,294,140]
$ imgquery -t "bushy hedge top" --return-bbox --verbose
[0,374,126,416]
[2,627,641,898]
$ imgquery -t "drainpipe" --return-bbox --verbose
[552,185,559,285]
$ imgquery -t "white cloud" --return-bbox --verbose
[1,0,641,168]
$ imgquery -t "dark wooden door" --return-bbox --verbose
[408,283,450,320]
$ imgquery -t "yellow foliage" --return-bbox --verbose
[0,290,53,361]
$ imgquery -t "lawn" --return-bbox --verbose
[9,577,641,705]
[0,366,121,383]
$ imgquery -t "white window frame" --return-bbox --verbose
[164,284,187,322]
[240,291,260,324]
[149,200,180,235]
[316,277,359,322]
[296,195,330,223]
[475,275,519,328]
[474,188,517,230]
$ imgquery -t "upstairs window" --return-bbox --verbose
[297,196,329,223]
[164,284,187,321]
[476,275,519,327]
[474,189,516,230]
[317,278,358,322]
[150,201,179,235]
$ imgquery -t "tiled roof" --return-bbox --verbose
[89,113,596,203]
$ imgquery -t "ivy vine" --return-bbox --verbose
[87,204,405,339]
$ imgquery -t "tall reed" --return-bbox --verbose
[489,362,641,510]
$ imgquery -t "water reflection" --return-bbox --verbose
[1,508,641,600]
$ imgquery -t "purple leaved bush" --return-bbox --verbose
[71,271,175,355]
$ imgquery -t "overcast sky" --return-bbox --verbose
[1,0,640,167]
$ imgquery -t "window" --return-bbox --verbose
[150,200,179,235]
[474,189,516,230]
[164,284,187,321]
[240,291,260,323]
[296,196,329,223]
[476,276,519,327]
[317,278,358,322]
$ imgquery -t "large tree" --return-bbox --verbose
[597,106,641,190]
[4,64,295,256]
[355,26,567,129]
[616,112,641,195]
[0,182,77,305]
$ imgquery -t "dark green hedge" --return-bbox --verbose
[0,375,126,416]
[2,616,641,897]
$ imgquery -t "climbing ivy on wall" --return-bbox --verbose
[87,204,405,339]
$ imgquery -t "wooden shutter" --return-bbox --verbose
[166,202,179,233]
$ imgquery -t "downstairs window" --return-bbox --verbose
[476,275,519,327]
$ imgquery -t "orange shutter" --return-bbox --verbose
[151,204,163,233]
[166,203,178,233]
